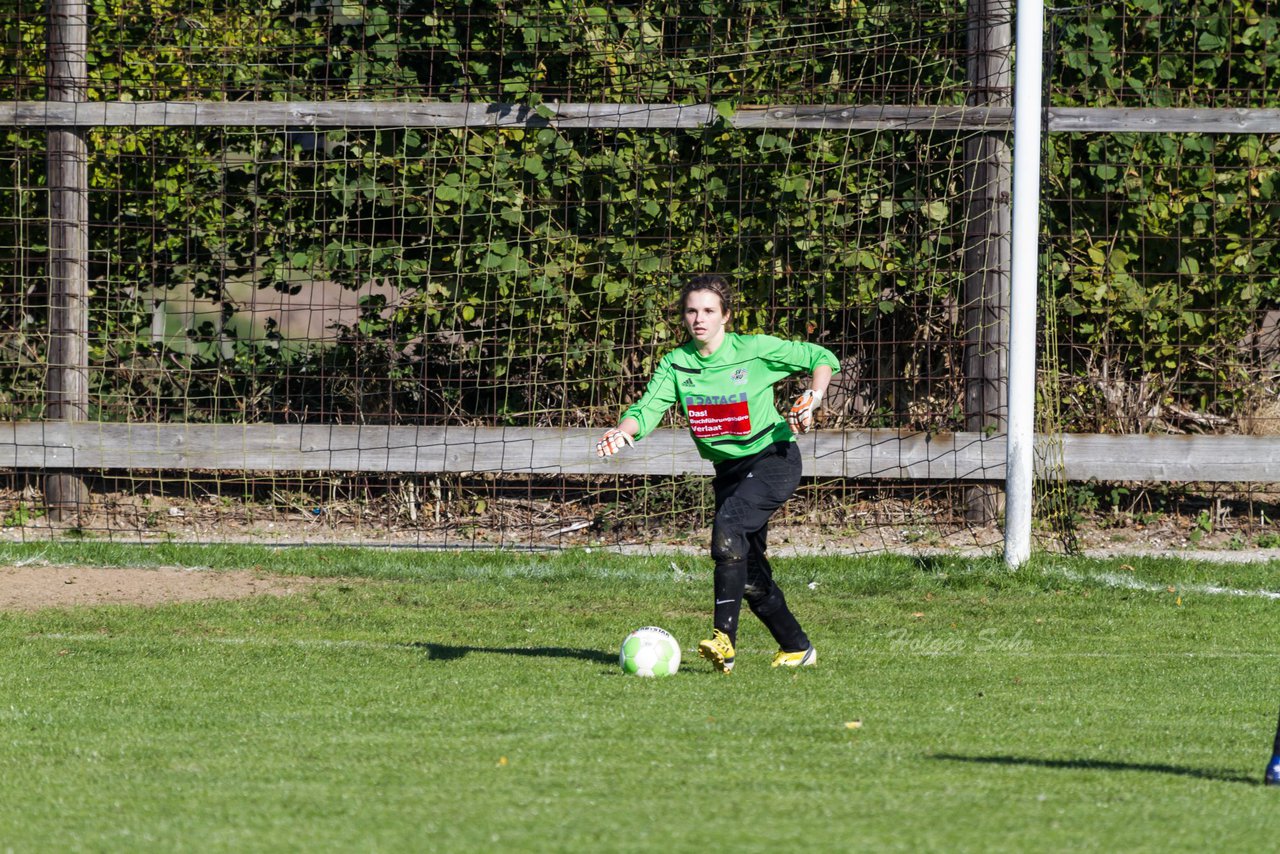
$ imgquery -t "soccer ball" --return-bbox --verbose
[619,626,681,677]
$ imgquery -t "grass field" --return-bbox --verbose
[2,543,1280,852]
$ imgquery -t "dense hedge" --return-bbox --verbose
[1,1,1277,432]
[1047,0,1280,429]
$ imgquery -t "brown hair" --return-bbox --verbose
[679,273,733,316]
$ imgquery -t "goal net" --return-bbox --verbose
[1032,2,1280,553]
[1,1,1019,551]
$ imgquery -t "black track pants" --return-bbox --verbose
[709,441,810,652]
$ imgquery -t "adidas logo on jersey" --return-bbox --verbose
[682,378,695,387]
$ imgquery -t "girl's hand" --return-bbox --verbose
[596,427,635,457]
[787,389,823,434]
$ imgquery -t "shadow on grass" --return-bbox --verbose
[410,642,616,665]
[931,752,1258,785]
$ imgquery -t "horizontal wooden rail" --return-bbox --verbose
[6,101,1280,134]
[0,101,1012,131]
[8,423,1280,481]
[1047,107,1280,134]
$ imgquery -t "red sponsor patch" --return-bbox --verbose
[687,399,751,438]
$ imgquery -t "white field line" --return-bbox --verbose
[1053,567,1280,600]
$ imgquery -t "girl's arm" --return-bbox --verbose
[597,355,677,457]
[809,364,833,399]
[615,416,641,438]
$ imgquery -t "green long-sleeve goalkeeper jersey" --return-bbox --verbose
[621,333,840,463]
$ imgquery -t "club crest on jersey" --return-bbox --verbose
[731,368,749,385]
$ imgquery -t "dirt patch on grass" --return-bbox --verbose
[0,565,322,612]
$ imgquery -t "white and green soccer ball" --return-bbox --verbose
[619,626,681,677]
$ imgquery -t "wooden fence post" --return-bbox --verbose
[46,0,90,520]
[963,0,1013,523]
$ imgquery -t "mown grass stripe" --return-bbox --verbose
[26,633,1280,659]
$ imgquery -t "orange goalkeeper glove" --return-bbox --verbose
[787,389,823,434]
[596,427,635,457]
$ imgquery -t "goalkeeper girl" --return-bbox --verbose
[596,274,838,673]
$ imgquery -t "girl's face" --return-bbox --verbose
[683,289,729,352]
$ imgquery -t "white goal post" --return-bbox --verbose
[1005,0,1046,568]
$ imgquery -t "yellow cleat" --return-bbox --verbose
[771,646,817,667]
[698,629,736,674]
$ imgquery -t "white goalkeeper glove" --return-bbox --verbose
[596,427,635,457]
[787,389,823,434]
